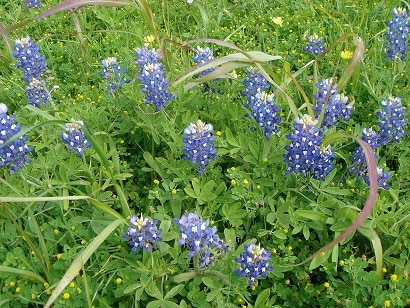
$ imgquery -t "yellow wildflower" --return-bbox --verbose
[340,50,353,60]
[272,17,283,27]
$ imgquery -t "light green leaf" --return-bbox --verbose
[294,209,328,222]
[254,288,270,308]
[164,285,185,300]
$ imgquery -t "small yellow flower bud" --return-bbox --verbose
[81,239,86,245]
[340,50,353,60]
[243,179,249,185]
[216,131,222,136]
[16,287,21,293]
[54,229,59,234]
[339,260,345,266]
[384,300,391,307]
[272,16,284,26]
[285,279,290,285]
[231,179,237,186]
[171,189,177,195]
[116,278,122,284]
[9,282,15,287]
[153,179,160,185]
[70,282,75,288]
[63,292,70,300]
[262,157,268,163]
[323,282,330,288]
[390,274,398,282]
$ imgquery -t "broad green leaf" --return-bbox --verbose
[309,249,332,270]
[255,288,270,308]
[272,230,287,240]
[206,289,220,302]
[143,151,166,178]
[145,280,163,300]
[44,218,125,308]
[225,127,241,148]
[224,228,237,249]
[164,285,185,300]
[294,209,328,222]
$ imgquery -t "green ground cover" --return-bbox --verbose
[0,0,409,307]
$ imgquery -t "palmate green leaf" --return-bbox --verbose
[0,265,46,284]
[221,203,247,226]
[35,0,132,20]
[44,218,125,308]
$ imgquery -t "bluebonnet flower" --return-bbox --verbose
[0,103,32,174]
[376,96,408,146]
[235,242,273,287]
[192,46,216,77]
[247,91,281,140]
[100,57,130,94]
[242,68,270,108]
[174,211,226,267]
[24,0,41,8]
[182,120,217,175]
[313,78,353,129]
[61,119,92,156]
[303,34,325,56]
[284,114,335,180]
[385,7,410,60]
[123,214,162,252]
[26,78,49,108]
[13,36,48,83]
[349,128,391,189]
[135,47,174,110]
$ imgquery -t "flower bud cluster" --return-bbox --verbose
[61,120,92,156]
[182,120,217,175]
[100,57,130,94]
[13,36,49,107]
[123,214,162,252]
[0,103,32,173]
[235,242,273,286]
[313,78,353,128]
[385,7,409,60]
[303,34,325,56]
[174,211,226,267]
[284,114,335,180]
[192,46,216,77]
[135,47,174,110]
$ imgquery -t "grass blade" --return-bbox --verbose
[44,218,125,308]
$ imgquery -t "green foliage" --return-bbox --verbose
[0,0,409,307]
